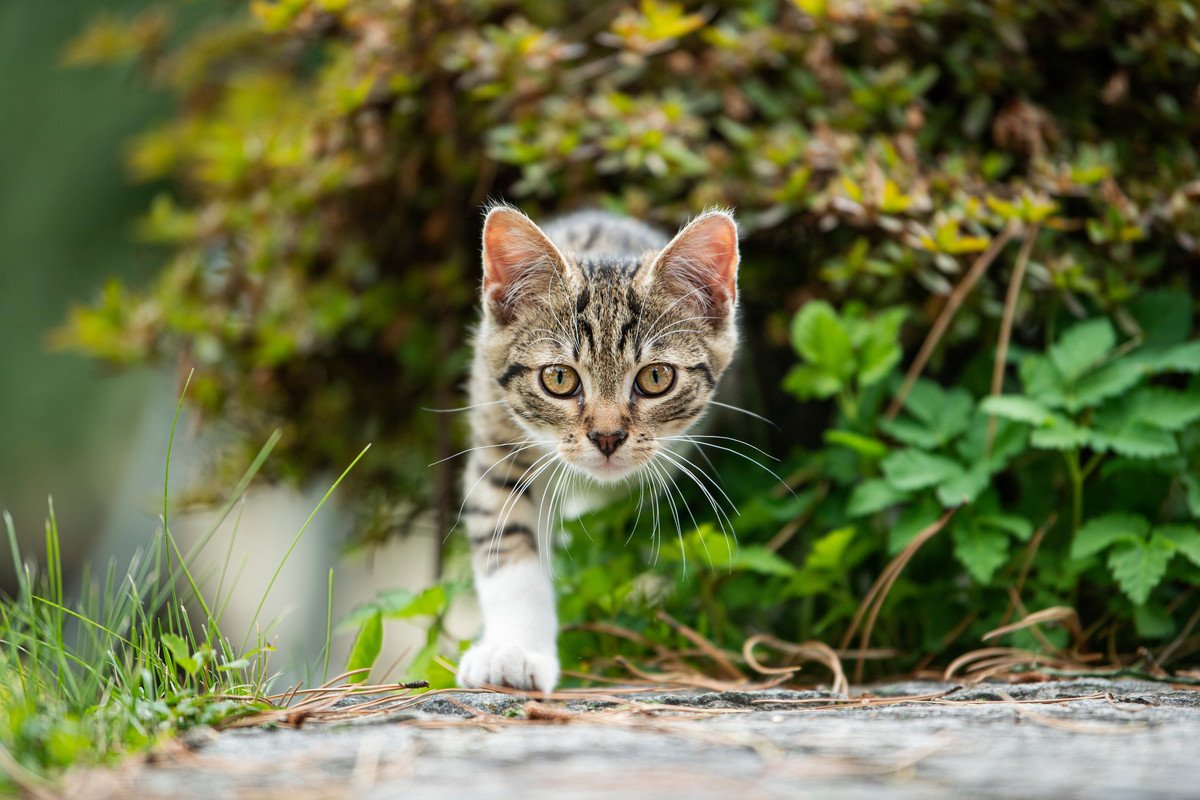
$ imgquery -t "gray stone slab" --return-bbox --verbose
[73,680,1200,799]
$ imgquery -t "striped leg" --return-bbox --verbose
[457,439,559,693]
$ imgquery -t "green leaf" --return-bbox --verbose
[1029,418,1092,450]
[857,308,906,386]
[161,632,199,676]
[1107,536,1173,605]
[783,364,842,399]
[1156,524,1200,568]
[379,584,446,618]
[802,526,856,572]
[1050,318,1115,381]
[1071,513,1148,560]
[936,462,990,507]
[733,546,799,577]
[1090,398,1179,458]
[879,416,941,448]
[1130,387,1200,431]
[978,513,1035,542]
[1069,358,1144,411]
[1181,474,1200,519]
[847,479,908,517]
[1143,340,1200,374]
[345,610,383,684]
[791,301,854,378]
[952,522,1009,584]
[888,499,941,554]
[1019,355,1067,408]
[979,395,1054,425]
[824,429,888,458]
[881,449,964,492]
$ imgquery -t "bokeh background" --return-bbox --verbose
[4,0,1200,687]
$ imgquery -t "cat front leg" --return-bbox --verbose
[457,444,559,693]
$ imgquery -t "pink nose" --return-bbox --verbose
[588,430,627,457]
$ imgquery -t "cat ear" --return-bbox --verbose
[481,205,571,324]
[644,210,739,321]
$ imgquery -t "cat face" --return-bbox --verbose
[478,207,739,483]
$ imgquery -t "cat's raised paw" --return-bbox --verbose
[457,641,560,694]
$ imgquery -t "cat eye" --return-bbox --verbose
[634,363,675,397]
[540,365,581,397]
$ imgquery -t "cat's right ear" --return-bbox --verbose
[481,206,570,325]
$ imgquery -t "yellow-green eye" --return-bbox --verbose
[634,363,675,397]
[540,365,581,397]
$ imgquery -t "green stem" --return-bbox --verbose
[1064,449,1083,536]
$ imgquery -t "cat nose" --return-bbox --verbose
[588,429,627,457]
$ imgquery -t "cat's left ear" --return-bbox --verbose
[481,205,572,325]
[643,210,739,321]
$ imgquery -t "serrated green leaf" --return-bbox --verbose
[955,414,1028,470]
[978,513,1034,541]
[903,379,948,427]
[881,449,964,491]
[1130,387,1200,431]
[936,462,990,507]
[791,301,854,377]
[783,364,842,399]
[979,395,1054,425]
[1050,318,1115,381]
[1030,418,1092,450]
[1071,513,1149,559]
[1143,340,1200,374]
[1155,524,1200,567]
[1019,355,1067,408]
[345,610,383,684]
[1090,422,1177,459]
[1068,358,1145,411]
[952,522,1009,584]
[879,416,941,448]
[847,478,908,517]
[1107,537,1173,605]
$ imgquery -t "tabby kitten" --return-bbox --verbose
[457,204,740,692]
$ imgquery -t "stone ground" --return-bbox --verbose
[73,679,1200,799]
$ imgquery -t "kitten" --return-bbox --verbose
[457,204,740,692]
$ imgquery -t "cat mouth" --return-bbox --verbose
[579,455,640,483]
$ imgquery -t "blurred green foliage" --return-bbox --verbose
[63,0,1200,677]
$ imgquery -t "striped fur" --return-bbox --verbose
[457,205,740,692]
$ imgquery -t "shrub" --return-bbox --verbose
[63,0,1200,678]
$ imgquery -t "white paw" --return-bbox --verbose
[457,641,560,694]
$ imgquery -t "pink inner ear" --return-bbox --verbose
[687,214,739,298]
[483,210,537,289]
[658,213,740,307]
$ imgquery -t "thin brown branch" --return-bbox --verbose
[986,222,1040,454]
[840,505,960,683]
[885,221,1019,420]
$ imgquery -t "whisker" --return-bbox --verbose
[450,441,546,540]
[707,400,780,429]
[430,439,530,467]
[659,433,779,462]
[422,399,508,414]
[660,437,797,499]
